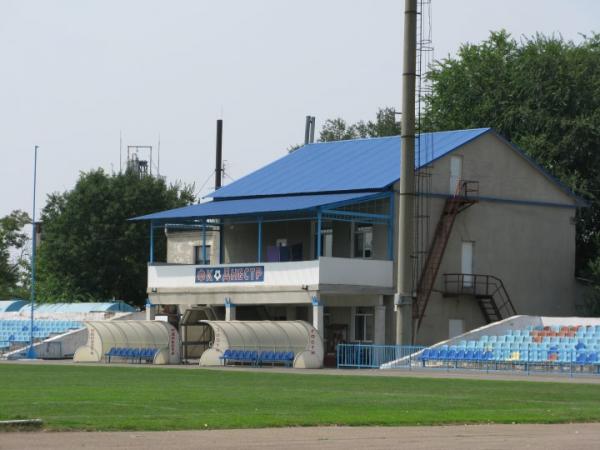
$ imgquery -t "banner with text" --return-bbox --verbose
[195,266,265,283]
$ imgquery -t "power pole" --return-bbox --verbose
[395,0,417,345]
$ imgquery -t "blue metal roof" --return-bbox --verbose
[209,128,491,199]
[17,302,136,313]
[134,192,383,221]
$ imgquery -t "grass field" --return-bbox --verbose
[1,364,600,431]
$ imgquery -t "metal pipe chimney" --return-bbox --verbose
[309,116,316,143]
[395,0,417,345]
[215,119,223,190]
[304,115,311,145]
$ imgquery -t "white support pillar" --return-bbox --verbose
[145,298,156,321]
[349,306,356,342]
[312,296,324,334]
[225,298,236,321]
[374,305,386,345]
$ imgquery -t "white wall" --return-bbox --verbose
[148,257,394,291]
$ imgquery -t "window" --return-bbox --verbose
[354,225,373,259]
[353,307,374,342]
[194,245,211,265]
[450,155,463,194]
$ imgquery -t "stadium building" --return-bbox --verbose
[135,128,582,362]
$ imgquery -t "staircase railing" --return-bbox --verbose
[413,180,479,335]
[442,273,517,322]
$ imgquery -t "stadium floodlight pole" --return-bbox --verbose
[26,145,39,359]
[395,0,417,346]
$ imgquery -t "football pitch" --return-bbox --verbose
[1,363,600,431]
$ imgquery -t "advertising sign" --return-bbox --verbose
[195,265,265,283]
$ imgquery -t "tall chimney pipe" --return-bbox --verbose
[304,115,311,145]
[309,116,316,143]
[395,0,417,345]
[215,119,223,190]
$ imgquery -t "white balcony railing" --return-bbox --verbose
[148,257,393,290]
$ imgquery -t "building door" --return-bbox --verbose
[461,241,474,287]
[450,156,463,194]
[352,307,374,343]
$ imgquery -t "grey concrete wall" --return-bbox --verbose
[429,132,576,204]
[166,230,218,264]
[222,223,258,263]
[332,221,351,258]
[409,132,578,345]
[372,223,388,260]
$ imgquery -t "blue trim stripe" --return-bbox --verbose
[426,192,578,209]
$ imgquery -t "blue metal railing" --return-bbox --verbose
[336,344,425,369]
[336,343,600,376]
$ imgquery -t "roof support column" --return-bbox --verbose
[225,298,236,321]
[374,303,386,345]
[316,210,322,259]
[202,220,207,264]
[219,223,224,264]
[311,296,323,334]
[257,217,263,262]
[387,192,395,260]
[149,221,155,263]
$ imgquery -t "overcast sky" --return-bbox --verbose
[1,0,598,219]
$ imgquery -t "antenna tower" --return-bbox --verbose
[412,0,435,297]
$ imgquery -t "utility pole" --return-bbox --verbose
[395,0,417,345]
[27,145,39,359]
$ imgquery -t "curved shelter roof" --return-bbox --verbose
[198,320,323,369]
[0,299,28,313]
[74,320,180,364]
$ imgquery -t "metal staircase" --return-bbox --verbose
[442,273,517,323]
[413,180,479,334]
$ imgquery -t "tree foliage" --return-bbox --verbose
[37,170,195,307]
[421,30,600,278]
[0,210,31,299]
[319,107,401,142]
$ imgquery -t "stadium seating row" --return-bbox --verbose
[105,347,158,363]
[0,319,83,349]
[422,324,600,366]
[221,349,295,366]
[0,319,81,329]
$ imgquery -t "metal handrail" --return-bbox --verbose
[453,179,480,200]
[443,273,517,319]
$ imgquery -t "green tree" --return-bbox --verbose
[421,30,600,276]
[37,170,195,307]
[319,107,401,142]
[0,210,31,299]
